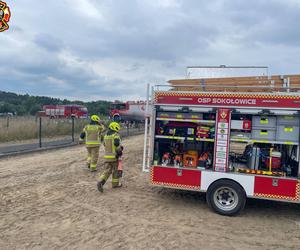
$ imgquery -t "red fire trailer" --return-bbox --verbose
[143,81,300,215]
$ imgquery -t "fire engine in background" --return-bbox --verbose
[143,72,300,216]
[39,105,88,118]
[110,101,150,122]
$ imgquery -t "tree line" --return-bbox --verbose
[0,91,112,116]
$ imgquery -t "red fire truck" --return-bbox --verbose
[143,76,300,215]
[41,105,88,118]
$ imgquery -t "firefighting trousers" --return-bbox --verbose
[99,161,119,187]
[86,146,100,170]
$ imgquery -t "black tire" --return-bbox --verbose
[206,179,246,216]
[113,114,121,122]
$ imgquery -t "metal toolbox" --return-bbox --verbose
[276,125,299,142]
[252,127,276,140]
[252,116,277,129]
[277,116,300,126]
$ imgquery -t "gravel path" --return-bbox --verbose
[1,134,300,249]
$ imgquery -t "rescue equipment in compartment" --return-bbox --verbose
[168,128,176,136]
[264,149,281,170]
[244,145,283,172]
[196,126,210,138]
[162,152,171,166]
[158,126,164,135]
[209,127,215,138]
[236,168,285,177]
[198,152,211,168]
[245,145,261,170]
[174,155,182,167]
[187,127,195,136]
[183,151,198,167]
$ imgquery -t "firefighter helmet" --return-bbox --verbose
[109,122,120,132]
[91,115,100,123]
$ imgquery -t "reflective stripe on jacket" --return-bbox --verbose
[104,132,121,161]
[83,124,104,145]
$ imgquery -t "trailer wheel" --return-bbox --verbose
[206,180,246,216]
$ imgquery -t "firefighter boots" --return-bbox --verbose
[97,180,105,193]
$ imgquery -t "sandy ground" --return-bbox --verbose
[1,134,300,250]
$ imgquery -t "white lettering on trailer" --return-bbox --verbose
[200,171,255,196]
[197,98,211,103]
[197,98,256,105]
[261,100,279,103]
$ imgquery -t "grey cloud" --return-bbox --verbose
[1,0,300,101]
[34,33,63,52]
[222,1,300,46]
[48,0,218,61]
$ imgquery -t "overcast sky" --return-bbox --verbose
[1,0,300,101]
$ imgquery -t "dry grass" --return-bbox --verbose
[0,116,134,143]
[0,116,89,143]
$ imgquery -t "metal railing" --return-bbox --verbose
[154,84,300,94]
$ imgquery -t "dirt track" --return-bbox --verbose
[1,134,300,250]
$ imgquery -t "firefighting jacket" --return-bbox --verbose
[103,130,121,162]
[80,121,104,146]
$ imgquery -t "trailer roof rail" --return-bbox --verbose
[153,84,300,94]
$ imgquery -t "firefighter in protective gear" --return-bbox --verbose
[80,115,105,171]
[97,122,123,192]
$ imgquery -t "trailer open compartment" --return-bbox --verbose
[144,81,300,215]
